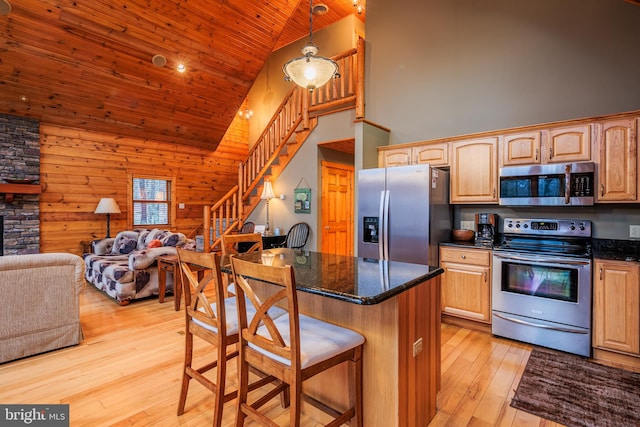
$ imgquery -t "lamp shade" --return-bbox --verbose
[283,45,339,92]
[260,181,275,200]
[94,198,121,214]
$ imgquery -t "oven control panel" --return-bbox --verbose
[503,218,591,237]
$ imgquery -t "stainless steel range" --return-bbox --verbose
[492,218,593,356]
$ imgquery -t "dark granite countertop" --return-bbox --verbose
[221,248,444,305]
[592,239,640,262]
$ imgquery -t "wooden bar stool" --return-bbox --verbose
[230,256,365,427]
[175,249,285,427]
[221,233,263,295]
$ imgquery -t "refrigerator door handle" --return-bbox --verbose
[382,190,390,260]
[378,191,385,260]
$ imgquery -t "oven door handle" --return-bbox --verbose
[493,253,591,266]
[493,312,589,334]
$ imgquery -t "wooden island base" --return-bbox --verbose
[249,274,441,426]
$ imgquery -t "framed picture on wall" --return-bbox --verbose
[294,188,311,214]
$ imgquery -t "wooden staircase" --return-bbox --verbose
[201,38,365,252]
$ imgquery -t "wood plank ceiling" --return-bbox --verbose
[0,0,364,150]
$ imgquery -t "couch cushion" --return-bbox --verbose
[144,229,170,247]
[136,229,151,250]
[162,232,187,247]
[111,230,140,255]
[84,254,134,283]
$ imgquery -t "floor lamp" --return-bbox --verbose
[94,198,121,238]
[261,181,275,235]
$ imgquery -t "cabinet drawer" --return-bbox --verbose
[440,247,491,266]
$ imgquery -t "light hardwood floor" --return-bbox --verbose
[0,285,560,426]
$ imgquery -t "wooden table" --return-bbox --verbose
[157,254,206,311]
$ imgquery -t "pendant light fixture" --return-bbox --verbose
[282,0,339,92]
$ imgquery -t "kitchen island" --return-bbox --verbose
[222,248,444,426]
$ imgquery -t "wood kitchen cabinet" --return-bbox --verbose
[500,125,592,167]
[440,246,492,323]
[378,142,448,168]
[595,117,638,202]
[412,142,448,166]
[593,259,640,356]
[542,124,592,164]
[378,146,412,167]
[499,131,542,167]
[450,137,498,203]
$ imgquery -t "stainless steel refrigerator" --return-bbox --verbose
[357,164,450,266]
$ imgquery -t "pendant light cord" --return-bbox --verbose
[308,0,314,45]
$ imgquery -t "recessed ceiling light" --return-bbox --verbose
[152,54,167,67]
[19,95,29,102]
[0,0,11,16]
[312,3,329,15]
[177,64,186,73]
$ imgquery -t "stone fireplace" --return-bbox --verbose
[0,113,40,255]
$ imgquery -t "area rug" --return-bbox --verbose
[510,347,640,427]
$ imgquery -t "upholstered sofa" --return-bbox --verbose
[83,228,195,305]
[0,253,85,364]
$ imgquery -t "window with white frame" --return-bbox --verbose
[131,176,173,227]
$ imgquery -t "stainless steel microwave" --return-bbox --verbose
[499,162,595,206]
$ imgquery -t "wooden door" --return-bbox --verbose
[593,260,640,355]
[321,161,354,256]
[596,118,638,202]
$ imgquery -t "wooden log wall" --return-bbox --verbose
[39,118,248,256]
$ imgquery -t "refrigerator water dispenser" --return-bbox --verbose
[363,217,379,243]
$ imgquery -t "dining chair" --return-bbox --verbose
[230,255,365,426]
[175,248,284,427]
[239,221,255,234]
[221,233,262,256]
[278,222,310,249]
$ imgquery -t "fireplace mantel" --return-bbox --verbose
[0,183,42,203]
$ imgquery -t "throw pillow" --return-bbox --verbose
[147,239,162,248]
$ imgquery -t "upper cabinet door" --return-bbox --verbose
[378,147,411,167]
[543,124,592,163]
[412,142,448,167]
[596,118,638,202]
[450,137,498,204]
[500,131,542,167]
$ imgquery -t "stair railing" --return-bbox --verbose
[202,39,364,252]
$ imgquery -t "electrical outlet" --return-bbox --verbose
[412,338,423,357]
[460,221,475,231]
[630,225,640,239]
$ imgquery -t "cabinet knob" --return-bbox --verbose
[460,255,466,259]
[600,184,605,197]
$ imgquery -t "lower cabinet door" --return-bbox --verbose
[593,260,640,355]
[441,262,491,323]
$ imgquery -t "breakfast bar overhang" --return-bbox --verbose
[223,248,444,426]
